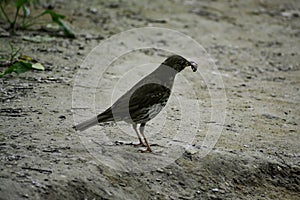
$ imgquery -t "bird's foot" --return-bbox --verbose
[138,147,152,153]
[133,141,147,147]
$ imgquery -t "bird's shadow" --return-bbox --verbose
[91,139,165,155]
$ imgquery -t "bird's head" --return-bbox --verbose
[163,55,198,73]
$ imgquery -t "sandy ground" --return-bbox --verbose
[0,0,299,199]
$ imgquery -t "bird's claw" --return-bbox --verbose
[134,142,147,147]
[138,147,152,153]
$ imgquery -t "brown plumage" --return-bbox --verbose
[74,55,197,152]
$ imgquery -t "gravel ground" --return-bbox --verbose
[0,0,299,199]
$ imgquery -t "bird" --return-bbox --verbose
[74,55,198,152]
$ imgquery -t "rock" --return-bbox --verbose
[262,113,280,120]
[119,182,126,187]
[59,115,66,120]
[88,7,97,14]
[281,11,300,18]
[156,168,164,173]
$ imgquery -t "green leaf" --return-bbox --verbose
[56,18,75,38]
[42,9,75,38]
[43,9,65,20]
[31,63,44,70]
[16,0,28,9]
[0,61,32,77]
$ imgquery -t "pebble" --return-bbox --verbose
[262,113,280,120]
[88,7,97,14]
[156,168,164,173]
[119,182,126,187]
[281,11,300,18]
[59,115,66,120]
[211,188,225,194]
[179,181,185,186]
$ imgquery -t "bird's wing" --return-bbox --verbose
[129,83,170,110]
[108,83,171,121]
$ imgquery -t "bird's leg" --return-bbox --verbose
[139,123,152,152]
[132,124,145,147]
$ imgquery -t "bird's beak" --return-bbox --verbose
[189,61,197,72]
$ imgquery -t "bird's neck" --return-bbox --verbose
[150,64,178,88]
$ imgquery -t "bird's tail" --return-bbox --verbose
[73,116,98,131]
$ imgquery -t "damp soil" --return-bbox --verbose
[0,0,299,199]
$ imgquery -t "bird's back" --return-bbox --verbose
[97,64,177,124]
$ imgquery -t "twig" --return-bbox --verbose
[0,2,11,24]
[91,139,103,146]
[21,167,52,174]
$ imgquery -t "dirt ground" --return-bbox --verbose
[0,0,299,199]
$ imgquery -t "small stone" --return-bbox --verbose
[156,168,164,173]
[179,181,185,186]
[262,113,279,120]
[119,182,126,187]
[59,115,66,120]
[281,11,300,18]
[88,7,97,14]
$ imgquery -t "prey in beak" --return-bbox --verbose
[189,60,198,72]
